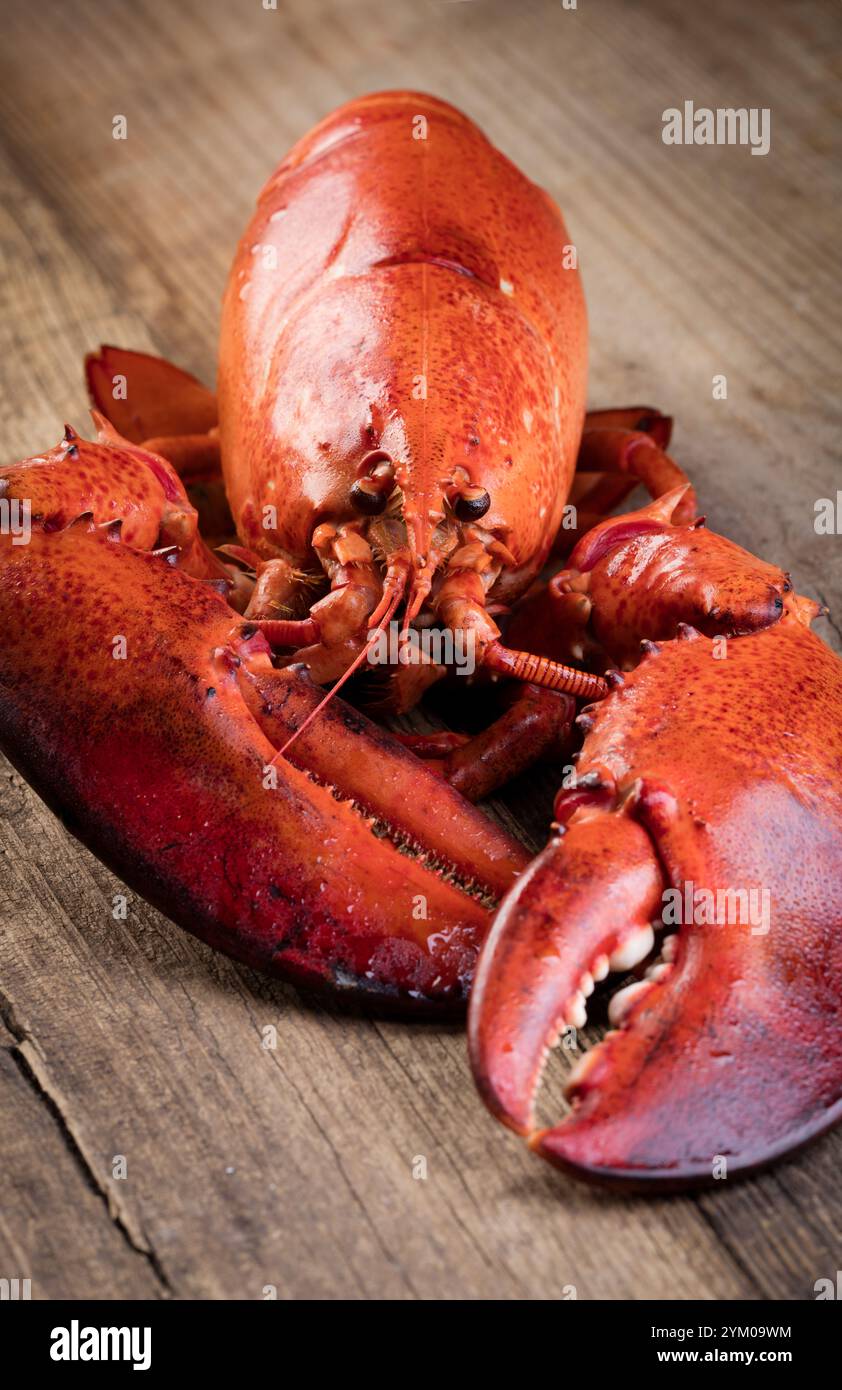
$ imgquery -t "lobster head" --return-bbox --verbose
[217,91,588,632]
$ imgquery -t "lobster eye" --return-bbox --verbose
[350,478,389,515]
[453,486,491,521]
[350,450,394,515]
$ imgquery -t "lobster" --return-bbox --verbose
[1,91,840,1189]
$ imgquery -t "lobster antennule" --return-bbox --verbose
[484,641,609,700]
[274,565,408,759]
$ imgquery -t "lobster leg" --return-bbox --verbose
[433,686,576,802]
[559,406,694,552]
[575,406,672,447]
[391,731,469,762]
[138,431,221,481]
[577,427,694,512]
[393,685,576,802]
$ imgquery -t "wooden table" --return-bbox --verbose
[1,0,839,1300]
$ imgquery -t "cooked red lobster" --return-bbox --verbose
[1,92,839,1189]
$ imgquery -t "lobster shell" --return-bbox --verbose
[217,91,587,602]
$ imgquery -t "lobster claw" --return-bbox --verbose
[0,415,230,585]
[0,524,526,1010]
[470,621,842,1187]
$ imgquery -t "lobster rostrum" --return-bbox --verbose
[1,91,840,1187]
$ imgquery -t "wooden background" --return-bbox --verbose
[1,0,840,1300]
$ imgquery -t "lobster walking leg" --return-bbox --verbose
[560,408,695,551]
[576,406,672,446]
[394,686,576,802]
[577,427,694,514]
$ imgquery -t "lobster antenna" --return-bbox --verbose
[273,569,407,762]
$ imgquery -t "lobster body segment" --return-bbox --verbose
[218,91,588,607]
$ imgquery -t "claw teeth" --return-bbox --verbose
[645,961,673,982]
[565,990,588,1030]
[661,933,679,962]
[565,1046,600,1094]
[608,979,652,1026]
[592,953,609,981]
[579,970,594,998]
[608,923,655,972]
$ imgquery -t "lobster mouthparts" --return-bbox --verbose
[0,526,527,1010]
[469,621,842,1188]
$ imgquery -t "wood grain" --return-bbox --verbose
[0,0,840,1300]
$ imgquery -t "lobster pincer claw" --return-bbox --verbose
[469,808,663,1136]
[469,620,842,1188]
[0,419,229,584]
[0,526,526,1011]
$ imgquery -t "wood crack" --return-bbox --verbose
[0,981,173,1298]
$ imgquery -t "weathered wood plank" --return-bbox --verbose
[0,1010,164,1300]
[0,0,839,1300]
